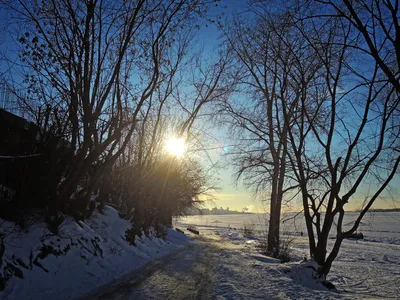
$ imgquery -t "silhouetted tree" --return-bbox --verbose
[4,0,210,215]
[276,0,400,278]
[221,6,319,256]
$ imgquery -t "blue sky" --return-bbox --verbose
[1,0,398,213]
[192,0,400,213]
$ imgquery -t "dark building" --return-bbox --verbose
[0,108,37,156]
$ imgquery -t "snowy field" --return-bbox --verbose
[174,217,400,299]
[0,206,190,300]
[178,212,400,244]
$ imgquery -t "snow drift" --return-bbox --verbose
[0,206,190,300]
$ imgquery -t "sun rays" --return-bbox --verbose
[165,137,186,158]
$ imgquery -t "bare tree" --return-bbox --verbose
[226,0,399,280]
[175,49,232,136]
[311,0,400,93]
[94,35,229,231]
[4,0,209,214]
[280,3,400,278]
[220,8,316,256]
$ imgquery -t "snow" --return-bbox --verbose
[179,212,400,245]
[0,154,41,159]
[1,210,399,299]
[192,227,342,299]
[288,260,331,291]
[0,206,190,300]
[175,217,400,299]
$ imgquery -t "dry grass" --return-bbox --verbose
[243,223,255,237]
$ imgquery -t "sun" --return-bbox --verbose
[165,137,186,158]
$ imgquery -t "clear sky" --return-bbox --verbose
[1,0,398,213]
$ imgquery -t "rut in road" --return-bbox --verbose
[84,237,219,300]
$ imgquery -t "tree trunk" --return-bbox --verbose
[319,236,343,277]
[267,164,281,254]
[267,169,277,253]
[302,193,316,258]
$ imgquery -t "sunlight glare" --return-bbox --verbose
[165,137,186,158]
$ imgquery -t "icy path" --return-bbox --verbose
[79,237,217,299]
[83,230,373,299]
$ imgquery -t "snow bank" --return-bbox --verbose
[0,206,190,300]
[188,226,342,299]
[287,260,336,291]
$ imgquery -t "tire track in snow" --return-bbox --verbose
[81,236,218,300]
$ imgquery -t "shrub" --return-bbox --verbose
[276,236,294,263]
[45,214,65,235]
[256,233,295,263]
[155,223,168,239]
[125,226,138,246]
[243,223,255,237]
[87,200,96,218]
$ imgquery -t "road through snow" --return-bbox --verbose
[82,236,218,300]
[82,233,342,300]
[82,228,400,299]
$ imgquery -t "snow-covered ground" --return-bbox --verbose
[1,209,399,300]
[0,206,190,300]
[174,220,400,299]
[179,212,400,244]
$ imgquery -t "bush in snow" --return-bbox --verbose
[243,223,255,237]
[155,223,168,239]
[256,231,295,263]
[275,236,295,263]
[44,213,65,235]
[0,206,190,298]
[97,153,211,243]
[125,226,138,246]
